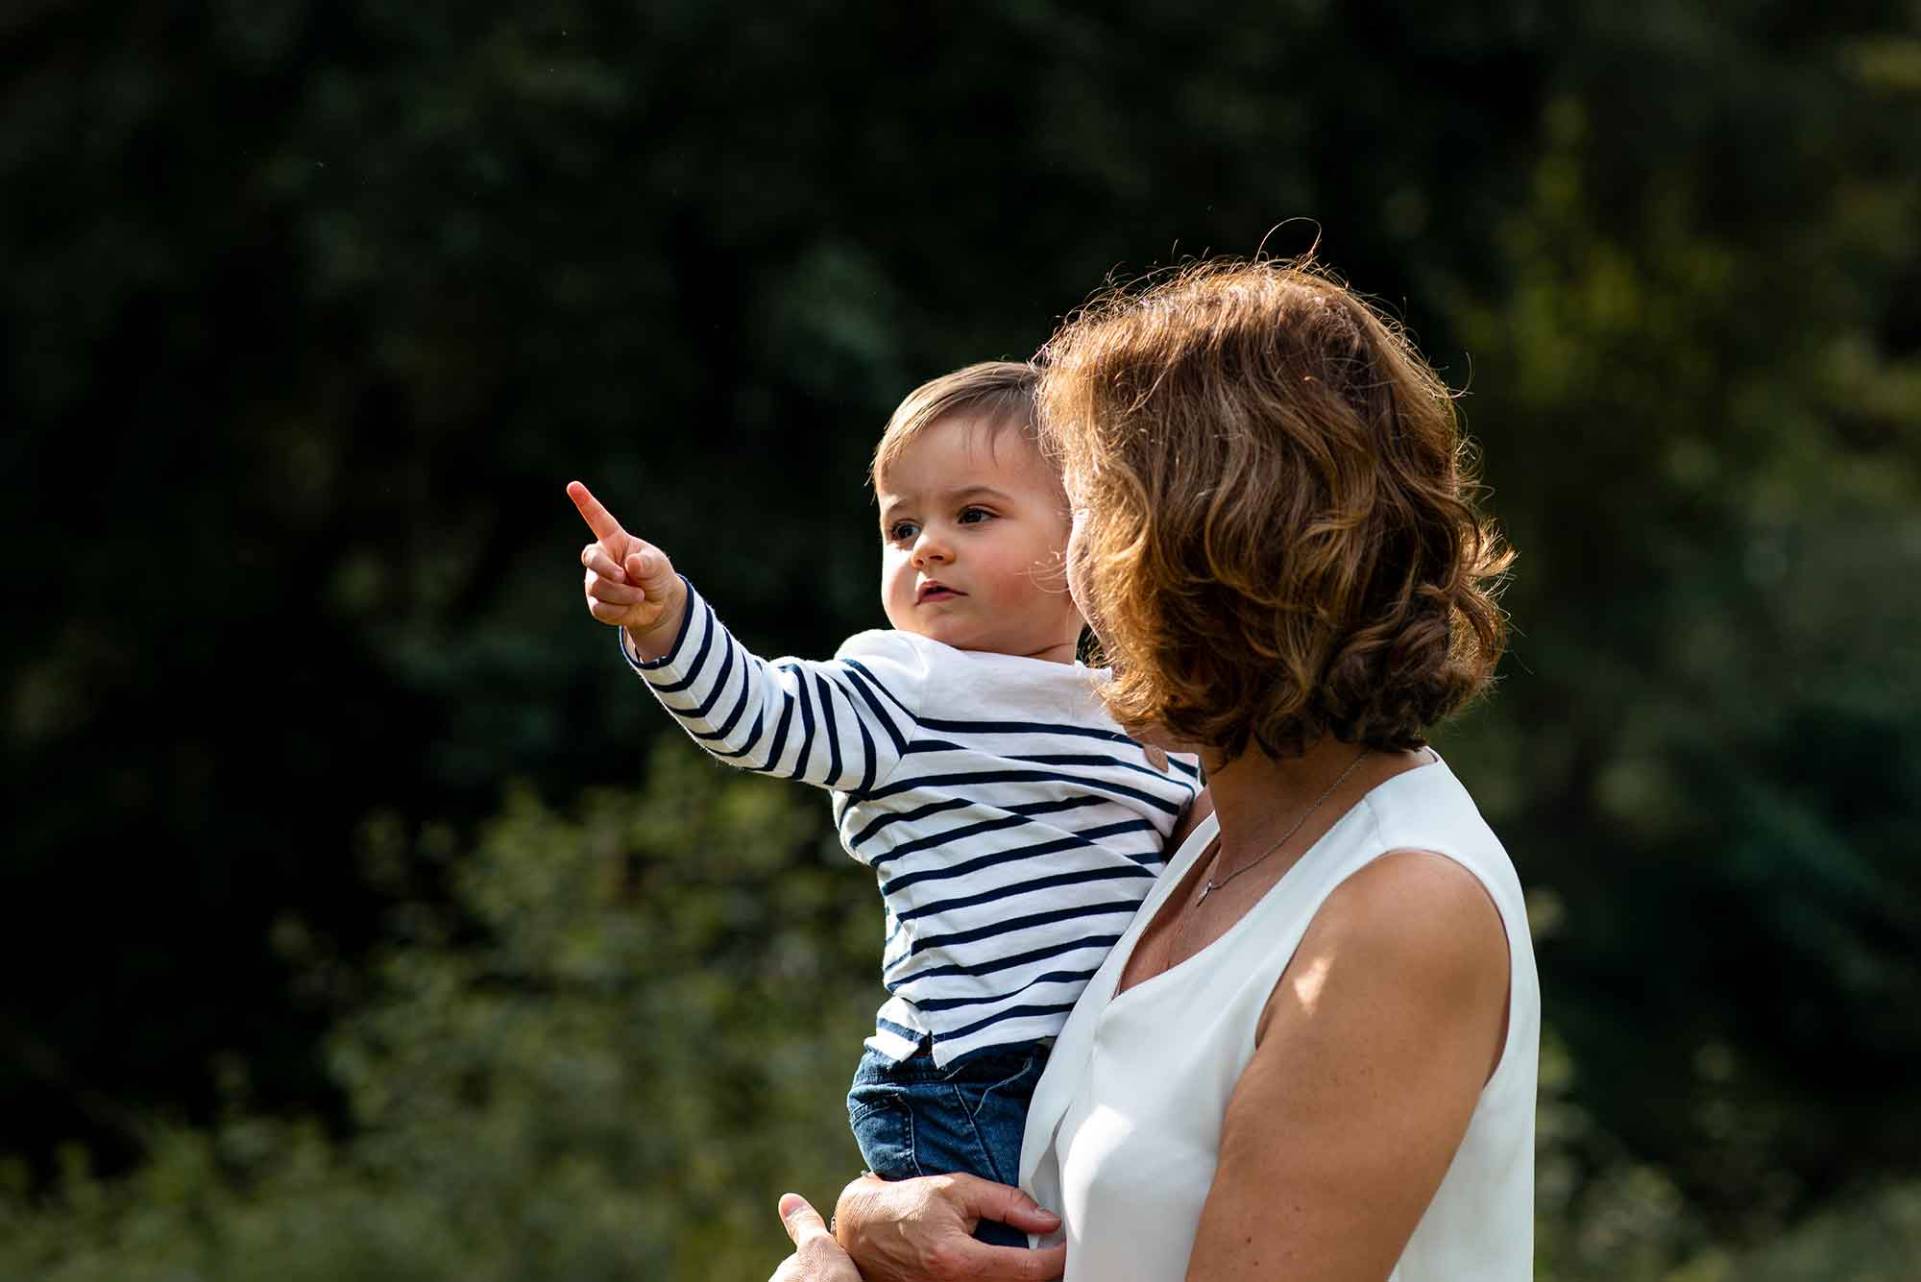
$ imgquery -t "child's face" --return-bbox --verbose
[876,415,1084,661]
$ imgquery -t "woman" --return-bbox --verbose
[772,257,1535,1282]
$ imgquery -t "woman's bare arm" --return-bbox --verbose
[1184,849,1511,1281]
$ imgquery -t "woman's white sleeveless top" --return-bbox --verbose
[1018,756,1539,1281]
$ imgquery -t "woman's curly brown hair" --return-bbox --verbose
[1037,257,1513,760]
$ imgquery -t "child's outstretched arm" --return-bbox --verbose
[568,480,923,797]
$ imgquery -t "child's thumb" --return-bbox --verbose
[625,548,669,586]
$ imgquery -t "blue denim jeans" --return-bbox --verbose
[847,1040,1050,1248]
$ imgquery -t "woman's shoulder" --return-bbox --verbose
[1285,759,1540,1087]
[1248,846,1511,1083]
[1357,757,1523,899]
[1303,849,1508,995]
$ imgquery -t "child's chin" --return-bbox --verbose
[927,625,978,649]
[921,622,994,652]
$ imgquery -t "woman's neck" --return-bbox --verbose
[1203,737,1428,863]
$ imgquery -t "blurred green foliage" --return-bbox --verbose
[3,756,877,1280]
[4,0,1918,1274]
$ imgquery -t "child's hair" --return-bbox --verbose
[870,361,1043,487]
[1037,256,1513,760]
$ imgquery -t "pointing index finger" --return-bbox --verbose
[566,480,626,547]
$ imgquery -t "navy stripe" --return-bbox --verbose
[682,631,740,721]
[898,899,1144,959]
[881,833,1091,895]
[839,664,909,757]
[741,668,797,772]
[1006,795,1112,818]
[691,647,755,741]
[791,665,818,777]
[895,865,1154,923]
[899,933,1126,983]
[911,969,1101,1012]
[904,740,1174,772]
[645,600,716,694]
[814,673,844,784]
[997,748,1196,796]
[890,738,1196,793]
[874,1017,923,1043]
[865,811,1031,871]
[932,1001,1081,1043]
[914,714,1139,745]
[711,707,765,759]
[864,767,1184,816]
[1086,817,1158,840]
[850,797,971,847]
[860,793,1106,853]
[1007,751,1190,787]
[841,658,915,720]
[851,694,878,794]
[880,819,1156,895]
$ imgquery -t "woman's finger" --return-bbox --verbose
[965,1241,1067,1281]
[939,1172,1063,1234]
[778,1193,830,1248]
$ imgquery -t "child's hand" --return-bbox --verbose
[567,480,689,659]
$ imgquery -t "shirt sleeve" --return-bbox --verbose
[620,577,928,794]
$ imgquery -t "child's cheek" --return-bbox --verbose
[1065,523,1093,618]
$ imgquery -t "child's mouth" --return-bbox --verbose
[918,585,963,604]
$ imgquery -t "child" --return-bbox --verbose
[566,362,1199,1244]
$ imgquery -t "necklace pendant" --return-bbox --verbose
[1197,880,1215,904]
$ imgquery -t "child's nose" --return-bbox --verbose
[911,529,953,568]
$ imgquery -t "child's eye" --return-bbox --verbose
[958,506,994,525]
[888,521,920,542]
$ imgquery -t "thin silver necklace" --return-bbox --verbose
[1171,746,1371,962]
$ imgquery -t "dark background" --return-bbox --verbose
[5,2,1918,1278]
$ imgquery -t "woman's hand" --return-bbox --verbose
[832,1172,1066,1282]
[769,1194,861,1282]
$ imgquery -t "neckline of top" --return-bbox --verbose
[1104,752,1450,1008]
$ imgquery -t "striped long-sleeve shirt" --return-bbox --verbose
[622,578,1202,1067]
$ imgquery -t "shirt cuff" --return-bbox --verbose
[618,574,699,672]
